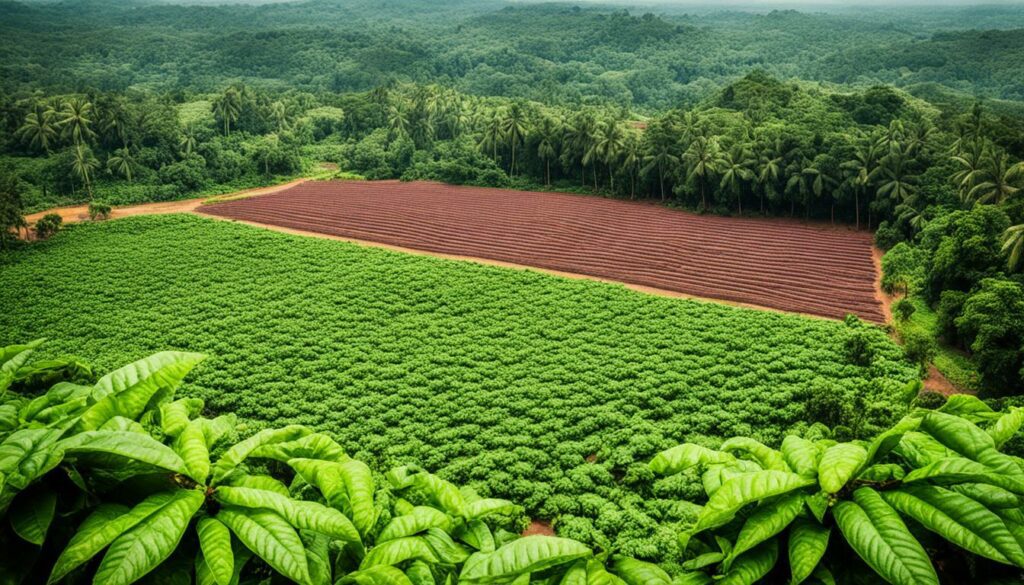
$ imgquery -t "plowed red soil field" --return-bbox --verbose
[199,180,884,321]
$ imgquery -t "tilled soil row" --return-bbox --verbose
[200,180,885,321]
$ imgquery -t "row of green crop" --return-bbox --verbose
[0,214,919,563]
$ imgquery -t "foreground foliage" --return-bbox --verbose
[0,215,918,562]
[1,341,677,584]
[652,393,1024,584]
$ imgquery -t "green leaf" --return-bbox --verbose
[249,433,348,463]
[648,444,734,475]
[465,498,518,520]
[338,566,415,585]
[781,436,822,477]
[197,517,234,585]
[832,488,938,585]
[788,517,830,585]
[0,428,64,492]
[903,457,1024,494]
[49,502,151,583]
[459,536,592,584]
[457,519,496,553]
[558,559,587,585]
[938,394,993,417]
[726,492,803,566]
[701,460,761,496]
[585,558,628,585]
[405,560,436,585]
[78,351,206,431]
[951,483,1020,509]
[882,485,1024,566]
[817,443,867,494]
[894,432,957,468]
[160,398,204,438]
[988,408,1024,449]
[290,457,376,536]
[862,415,922,469]
[93,489,204,585]
[610,555,671,585]
[694,471,815,533]
[361,536,439,568]
[59,430,190,475]
[214,485,361,544]
[225,473,290,496]
[921,411,1023,478]
[720,437,788,471]
[422,527,471,564]
[218,507,312,585]
[302,529,332,585]
[378,506,453,542]
[0,339,43,395]
[211,425,310,484]
[174,420,213,484]
[9,486,56,545]
[720,540,778,585]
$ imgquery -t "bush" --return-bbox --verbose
[893,298,916,321]
[842,314,877,366]
[915,390,948,409]
[87,202,111,220]
[873,220,904,250]
[33,213,62,239]
[902,327,937,371]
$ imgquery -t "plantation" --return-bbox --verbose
[0,214,917,563]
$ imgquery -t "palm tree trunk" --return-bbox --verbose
[545,159,550,186]
[659,167,665,202]
[592,166,597,192]
[738,192,742,216]
[510,141,516,177]
[855,190,861,230]
[608,163,614,193]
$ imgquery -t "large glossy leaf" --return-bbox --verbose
[211,425,310,484]
[902,457,1024,494]
[720,437,788,471]
[558,559,587,585]
[694,471,815,533]
[726,492,803,566]
[894,432,957,468]
[0,339,43,395]
[701,460,762,496]
[9,486,56,545]
[361,536,439,568]
[720,540,778,585]
[93,489,204,585]
[302,529,332,585]
[862,415,922,469]
[585,558,628,585]
[422,527,471,564]
[78,352,206,431]
[338,566,415,585]
[49,501,154,583]
[951,483,1020,509]
[459,536,592,584]
[648,444,734,475]
[781,436,822,477]
[215,485,361,544]
[226,473,290,496]
[197,517,234,585]
[404,560,436,585]
[882,485,1024,566]
[788,517,830,585]
[818,443,867,494]
[289,457,376,536]
[160,398,204,438]
[59,430,190,475]
[249,433,348,463]
[610,555,671,585]
[378,506,453,542]
[0,428,63,508]
[988,408,1024,449]
[174,420,213,483]
[465,498,518,520]
[218,507,312,585]
[833,488,938,585]
[457,519,496,553]
[921,411,1024,478]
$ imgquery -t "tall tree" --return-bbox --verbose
[70,143,99,200]
[58,97,96,145]
[683,135,723,211]
[876,145,918,204]
[1003,224,1024,272]
[968,147,1023,205]
[213,88,241,136]
[501,103,529,177]
[719,145,755,214]
[16,106,58,153]
[842,140,881,230]
[106,148,136,183]
[535,116,560,186]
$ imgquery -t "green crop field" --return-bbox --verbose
[0,214,916,562]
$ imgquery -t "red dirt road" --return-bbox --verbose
[200,180,885,321]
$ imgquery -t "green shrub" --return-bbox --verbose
[842,315,878,366]
[915,390,948,409]
[893,298,917,321]
[902,328,938,372]
[87,202,111,220]
[33,213,62,239]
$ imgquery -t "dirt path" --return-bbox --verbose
[23,178,309,226]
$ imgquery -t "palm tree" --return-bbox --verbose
[58,97,96,145]
[754,140,784,215]
[640,137,677,202]
[842,141,881,229]
[535,116,560,186]
[270,101,290,133]
[589,120,626,192]
[876,146,918,203]
[106,148,136,183]
[213,88,241,136]
[896,204,928,234]
[566,112,597,188]
[387,101,411,140]
[70,143,99,200]
[719,145,755,214]
[179,126,198,157]
[479,111,504,164]
[967,147,1023,205]
[501,103,529,177]
[785,158,813,218]
[683,135,723,211]
[950,141,986,204]
[620,133,642,200]
[16,106,58,153]
[1002,224,1024,272]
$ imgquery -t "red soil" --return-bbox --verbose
[199,180,884,321]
